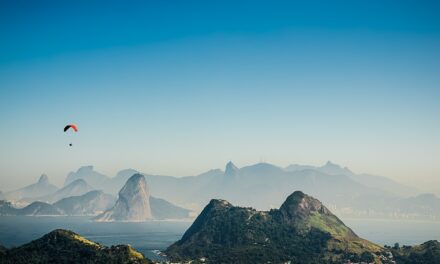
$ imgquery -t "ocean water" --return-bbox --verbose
[0,216,439,260]
[342,218,440,246]
[0,216,191,261]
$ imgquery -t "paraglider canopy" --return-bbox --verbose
[64,124,77,147]
[64,124,78,132]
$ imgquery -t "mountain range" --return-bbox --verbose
[0,175,191,220]
[26,179,95,204]
[65,166,140,194]
[1,192,439,263]
[135,161,436,220]
[0,190,110,217]
[4,174,58,201]
[0,200,64,216]
[53,190,116,216]
[2,161,439,220]
[95,174,191,221]
[286,161,417,197]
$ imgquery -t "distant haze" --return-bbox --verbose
[0,1,439,192]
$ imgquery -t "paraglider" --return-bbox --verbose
[64,124,78,146]
[64,124,78,132]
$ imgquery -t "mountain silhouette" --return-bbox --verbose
[0,229,150,264]
[5,174,58,201]
[95,174,153,221]
[166,190,381,263]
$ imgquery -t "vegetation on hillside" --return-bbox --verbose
[384,240,440,264]
[0,229,151,264]
[166,191,383,263]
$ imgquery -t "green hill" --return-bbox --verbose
[0,229,151,264]
[389,240,440,264]
[166,191,382,263]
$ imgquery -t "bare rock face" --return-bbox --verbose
[95,174,152,221]
[224,161,239,178]
[279,191,332,220]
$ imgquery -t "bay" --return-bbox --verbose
[1,216,440,260]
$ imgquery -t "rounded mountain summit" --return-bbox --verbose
[95,174,152,221]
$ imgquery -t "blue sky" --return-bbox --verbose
[0,1,439,191]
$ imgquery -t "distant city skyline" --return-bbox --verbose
[1,1,439,192]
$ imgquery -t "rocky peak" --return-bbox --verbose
[207,199,233,210]
[179,198,233,242]
[64,165,109,188]
[225,161,239,177]
[167,190,377,263]
[324,160,337,167]
[321,161,352,175]
[95,174,152,221]
[38,174,49,185]
[322,161,343,171]
[119,174,147,197]
[279,191,331,220]
[78,165,94,173]
[195,199,233,222]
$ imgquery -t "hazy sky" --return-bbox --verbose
[0,1,439,191]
